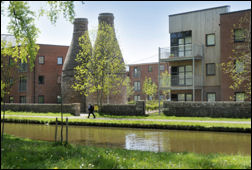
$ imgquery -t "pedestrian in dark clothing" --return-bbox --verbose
[88,104,96,118]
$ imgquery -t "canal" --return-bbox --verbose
[2,123,251,155]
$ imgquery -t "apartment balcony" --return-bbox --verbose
[160,75,203,90]
[159,44,203,62]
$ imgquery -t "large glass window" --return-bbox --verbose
[186,94,192,101]
[170,31,192,57]
[160,65,165,71]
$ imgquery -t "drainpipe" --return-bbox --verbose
[158,47,161,114]
[193,56,195,101]
[33,63,36,103]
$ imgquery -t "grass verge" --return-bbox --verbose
[1,134,251,169]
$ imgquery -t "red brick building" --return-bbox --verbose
[4,43,69,104]
[128,62,169,101]
[220,9,251,101]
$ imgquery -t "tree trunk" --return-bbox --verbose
[1,98,6,142]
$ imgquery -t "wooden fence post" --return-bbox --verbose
[55,117,58,142]
[66,117,68,144]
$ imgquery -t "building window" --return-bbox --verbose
[171,65,192,86]
[186,94,192,101]
[235,92,245,102]
[207,93,216,102]
[134,81,141,91]
[133,67,140,78]
[9,96,14,103]
[206,34,215,46]
[148,65,152,72]
[171,30,192,57]
[38,56,45,64]
[178,94,185,101]
[38,95,44,104]
[206,63,216,76]
[134,95,140,101]
[234,29,245,42]
[160,65,165,71]
[38,76,44,84]
[19,61,27,72]
[57,57,63,65]
[20,96,26,103]
[235,60,244,73]
[19,76,27,92]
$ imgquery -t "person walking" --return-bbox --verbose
[88,104,96,118]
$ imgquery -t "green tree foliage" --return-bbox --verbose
[160,71,171,100]
[73,22,126,108]
[123,76,134,99]
[221,13,251,100]
[143,77,157,100]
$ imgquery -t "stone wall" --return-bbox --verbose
[163,101,251,118]
[1,103,80,116]
[100,101,145,116]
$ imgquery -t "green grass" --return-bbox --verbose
[1,111,251,130]
[1,134,251,169]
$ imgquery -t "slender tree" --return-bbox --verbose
[160,71,171,100]
[143,77,157,100]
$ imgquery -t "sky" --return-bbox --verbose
[1,1,251,65]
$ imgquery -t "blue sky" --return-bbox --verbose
[1,1,251,64]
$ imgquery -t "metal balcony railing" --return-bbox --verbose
[159,44,203,60]
[160,75,203,89]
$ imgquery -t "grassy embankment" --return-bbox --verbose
[1,110,251,132]
[1,134,251,169]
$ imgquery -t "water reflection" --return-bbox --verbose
[2,123,251,155]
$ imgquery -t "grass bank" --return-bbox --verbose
[1,111,251,133]
[1,134,251,169]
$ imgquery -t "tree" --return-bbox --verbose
[123,76,134,100]
[143,77,157,100]
[1,1,80,144]
[160,71,171,100]
[221,12,251,100]
[73,22,126,110]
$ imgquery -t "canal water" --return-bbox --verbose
[2,123,251,155]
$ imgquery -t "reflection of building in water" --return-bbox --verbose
[125,132,169,152]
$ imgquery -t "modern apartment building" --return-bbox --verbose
[160,6,230,101]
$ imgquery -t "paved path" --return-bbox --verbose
[4,114,251,124]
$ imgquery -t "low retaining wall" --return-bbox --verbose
[100,101,145,116]
[163,101,251,118]
[1,103,80,116]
